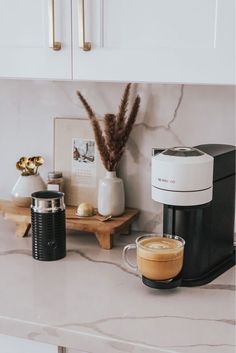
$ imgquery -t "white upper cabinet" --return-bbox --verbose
[0,0,72,79]
[72,0,235,84]
[0,0,234,83]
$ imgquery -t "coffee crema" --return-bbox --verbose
[137,237,184,281]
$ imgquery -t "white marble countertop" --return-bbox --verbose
[0,217,235,353]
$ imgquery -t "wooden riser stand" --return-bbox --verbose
[0,200,139,249]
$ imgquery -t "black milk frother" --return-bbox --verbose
[31,191,66,261]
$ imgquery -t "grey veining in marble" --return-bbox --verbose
[0,219,235,353]
[0,249,31,256]
[200,284,236,291]
[67,249,140,278]
[0,80,235,232]
[134,84,184,144]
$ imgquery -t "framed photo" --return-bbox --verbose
[54,118,105,206]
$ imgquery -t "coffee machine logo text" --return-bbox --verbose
[158,178,176,184]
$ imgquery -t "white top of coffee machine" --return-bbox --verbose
[152,147,214,206]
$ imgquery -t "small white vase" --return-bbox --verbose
[11,174,46,207]
[98,171,125,216]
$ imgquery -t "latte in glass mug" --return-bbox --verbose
[123,235,185,281]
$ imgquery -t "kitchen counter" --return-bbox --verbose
[0,218,235,353]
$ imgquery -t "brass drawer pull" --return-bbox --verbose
[49,0,61,51]
[79,0,91,51]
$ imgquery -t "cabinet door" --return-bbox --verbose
[72,0,235,84]
[0,334,59,353]
[0,0,72,79]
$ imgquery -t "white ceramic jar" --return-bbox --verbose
[11,174,46,207]
[98,171,125,216]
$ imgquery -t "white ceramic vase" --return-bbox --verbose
[11,174,46,207]
[98,171,125,216]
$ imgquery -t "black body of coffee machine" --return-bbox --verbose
[149,144,235,289]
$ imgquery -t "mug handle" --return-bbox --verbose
[122,244,138,271]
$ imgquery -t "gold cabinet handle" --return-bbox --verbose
[79,0,91,51]
[49,0,61,51]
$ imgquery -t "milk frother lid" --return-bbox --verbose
[31,191,65,213]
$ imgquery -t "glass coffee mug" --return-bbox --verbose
[123,234,185,288]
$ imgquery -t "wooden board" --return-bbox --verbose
[0,200,139,249]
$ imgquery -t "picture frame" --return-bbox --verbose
[54,118,105,206]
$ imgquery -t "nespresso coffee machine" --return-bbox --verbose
[149,144,235,289]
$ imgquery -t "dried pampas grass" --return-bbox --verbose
[77,83,140,171]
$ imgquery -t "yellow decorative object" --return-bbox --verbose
[18,157,28,169]
[77,202,94,217]
[15,156,44,176]
[26,161,35,174]
[34,156,44,166]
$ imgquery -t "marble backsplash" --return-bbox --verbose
[0,80,235,232]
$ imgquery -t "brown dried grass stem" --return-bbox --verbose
[77,83,140,171]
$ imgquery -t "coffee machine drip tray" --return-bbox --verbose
[142,249,235,289]
[142,273,182,289]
